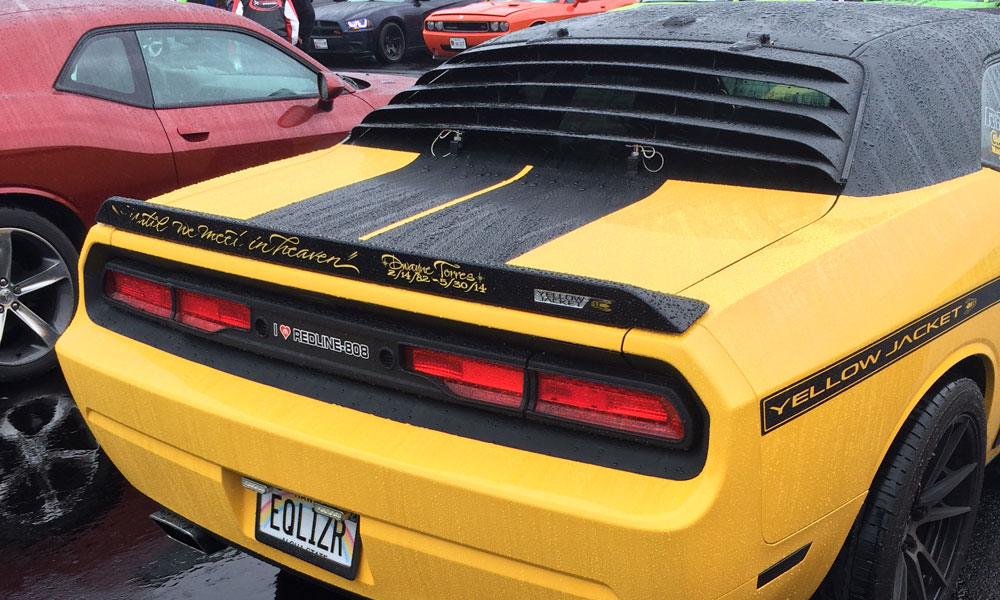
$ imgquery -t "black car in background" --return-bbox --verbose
[307,0,477,63]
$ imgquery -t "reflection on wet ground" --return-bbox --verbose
[0,376,354,600]
[1,375,998,600]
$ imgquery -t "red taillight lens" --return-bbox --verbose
[104,270,172,318]
[104,269,250,333]
[176,289,251,332]
[535,373,684,441]
[405,346,524,408]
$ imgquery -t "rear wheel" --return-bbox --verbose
[375,22,405,64]
[819,378,986,600]
[0,208,78,382]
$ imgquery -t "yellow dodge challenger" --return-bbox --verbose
[55,3,1000,599]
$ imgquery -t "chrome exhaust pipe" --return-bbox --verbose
[150,509,228,555]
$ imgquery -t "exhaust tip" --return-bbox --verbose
[151,509,228,556]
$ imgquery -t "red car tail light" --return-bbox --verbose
[104,269,250,332]
[534,373,684,441]
[104,270,172,318]
[405,346,524,408]
[176,289,251,333]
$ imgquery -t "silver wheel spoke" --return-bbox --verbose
[17,259,70,295]
[11,302,60,348]
[0,230,11,282]
[0,309,6,348]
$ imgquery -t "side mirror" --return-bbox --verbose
[317,72,345,112]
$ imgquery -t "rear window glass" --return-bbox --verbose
[57,32,146,105]
[719,77,832,108]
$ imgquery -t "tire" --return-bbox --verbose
[0,207,79,382]
[375,22,406,64]
[818,378,986,600]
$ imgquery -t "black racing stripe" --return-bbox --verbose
[250,154,527,239]
[368,164,668,263]
[97,196,708,334]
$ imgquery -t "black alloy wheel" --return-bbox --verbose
[818,378,986,600]
[376,22,406,64]
[0,208,78,382]
[893,411,982,599]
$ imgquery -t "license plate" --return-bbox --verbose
[450,37,467,50]
[255,487,360,580]
[313,38,329,50]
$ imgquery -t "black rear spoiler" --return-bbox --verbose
[97,197,708,334]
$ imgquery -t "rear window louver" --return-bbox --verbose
[355,41,864,187]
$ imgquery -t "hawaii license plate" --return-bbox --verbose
[450,37,467,50]
[255,487,360,580]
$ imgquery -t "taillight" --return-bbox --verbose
[403,345,688,444]
[104,270,172,318]
[405,346,524,408]
[103,269,250,333]
[176,289,251,332]
[535,373,684,441]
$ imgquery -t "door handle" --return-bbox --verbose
[177,126,210,140]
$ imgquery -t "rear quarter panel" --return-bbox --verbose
[0,91,176,226]
[677,169,1000,542]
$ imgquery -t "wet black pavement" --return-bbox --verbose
[1,371,999,600]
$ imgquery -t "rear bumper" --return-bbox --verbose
[424,31,500,57]
[306,31,377,58]
[56,228,860,600]
[59,314,859,600]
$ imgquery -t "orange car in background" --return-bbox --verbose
[423,0,635,58]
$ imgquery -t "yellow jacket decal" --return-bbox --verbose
[761,279,998,433]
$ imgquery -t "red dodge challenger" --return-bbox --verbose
[0,0,414,382]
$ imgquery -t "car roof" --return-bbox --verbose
[497,2,988,57]
[356,3,1000,197]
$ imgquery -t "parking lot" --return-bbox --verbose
[6,2,1000,598]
